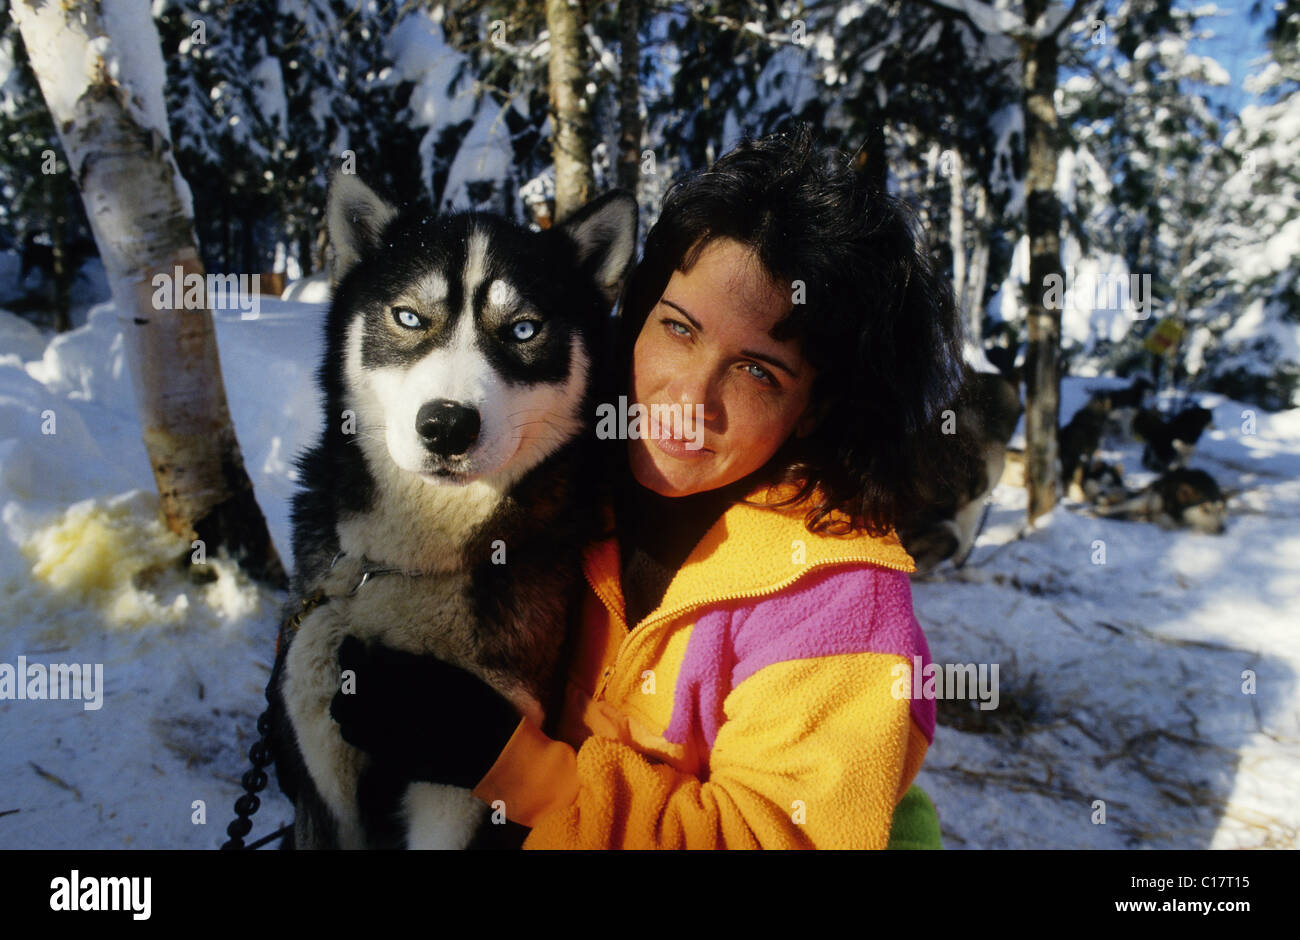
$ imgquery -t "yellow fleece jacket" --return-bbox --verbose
[471,482,934,848]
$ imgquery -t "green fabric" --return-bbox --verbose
[885,784,943,850]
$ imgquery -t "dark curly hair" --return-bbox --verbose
[607,123,979,538]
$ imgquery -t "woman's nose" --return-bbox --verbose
[665,372,718,422]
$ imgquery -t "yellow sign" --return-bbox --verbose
[1143,318,1183,355]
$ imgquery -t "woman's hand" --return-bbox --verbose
[329,636,523,789]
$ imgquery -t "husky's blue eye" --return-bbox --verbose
[393,307,423,329]
[511,320,539,341]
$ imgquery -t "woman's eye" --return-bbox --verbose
[662,318,691,337]
[744,362,776,385]
[393,307,423,330]
[511,320,540,341]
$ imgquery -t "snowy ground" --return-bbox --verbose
[0,299,313,849]
[0,298,1296,849]
[913,382,1300,849]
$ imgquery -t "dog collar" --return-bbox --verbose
[332,549,438,596]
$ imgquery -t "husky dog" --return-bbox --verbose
[268,174,637,849]
[1059,394,1111,489]
[1133,405,1214,472]
[1092,467,1228,534]
[1092,375,1154,448]
[1066,456,1127,508]
[900,365,1022,576]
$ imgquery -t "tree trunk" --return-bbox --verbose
[546,0,595,221]
[965,178,991,343]
[1020,4,1064,523]
[948,147,967,326]
[298,229,314,277]
[616,0,643,194]
[223,210,232,273]
[49,171,71,333]
[922,142,941,231]
[1170,218,1193,394]
[13,0,286,588]
[242,212,256,276]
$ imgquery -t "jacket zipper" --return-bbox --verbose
[582,553,914,700]
[582,562,626,699]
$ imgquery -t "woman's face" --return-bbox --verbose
[627,237,818,498]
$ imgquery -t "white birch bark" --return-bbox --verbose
[12,0,285,585]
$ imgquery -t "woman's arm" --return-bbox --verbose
[473,567,934,849]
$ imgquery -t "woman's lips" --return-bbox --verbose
[652,434,712,460]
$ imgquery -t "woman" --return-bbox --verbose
[332,125,974,848]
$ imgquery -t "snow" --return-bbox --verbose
[0,310,46,363]
[384,8,480,200]
[250,56,288,139]
[927,0,1027,38]
[1221,295,1300,367]
[989,103,1025,217]
[914,382,1300,848]
[100,0,172,138]
[280,273,331,305]
[0,296,325,847]
[752,44,819,123]
[441,100,513,211]
[0,292,1297,849]
[13,0,196,222]
[835,0,871,27]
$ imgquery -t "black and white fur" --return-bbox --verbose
[1092,467,1228,534]
[900,365,1023,576]
[1066,456,1127,508]
[269,174,636,849]
[1133,405,1215,473]
[1094,375,1154,449]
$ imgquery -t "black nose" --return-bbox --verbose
[416,399,480,457]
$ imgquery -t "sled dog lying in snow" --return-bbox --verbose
[1092,466,1228,535]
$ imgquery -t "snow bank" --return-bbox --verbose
[280,272,331,304]
[0,309,47,362]
[0,296,326,847]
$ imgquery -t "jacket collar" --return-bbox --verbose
[582,481,916,629]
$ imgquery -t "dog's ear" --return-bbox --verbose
[327,172,398,283]
[553,190,639,308]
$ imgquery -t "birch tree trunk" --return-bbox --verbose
[1020,0,1065,522]
[13,0,286,588]
[546,0,595,221]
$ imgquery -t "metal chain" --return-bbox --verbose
[220,590,326,850]
[219,549,436,850]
